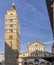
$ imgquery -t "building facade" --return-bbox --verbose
[5,3,20,65]
[28,42,45,53]
[19,42,46,58]
[18,58,51,65]
[18,42,53,65]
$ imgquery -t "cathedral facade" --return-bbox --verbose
[18,42,53,65]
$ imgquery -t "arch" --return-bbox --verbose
[35,64,38,65]
[34,59,39,63]
[24,62,27,65]
[28,62,33,65]
[47,63,50,65]
[40,62,45,65]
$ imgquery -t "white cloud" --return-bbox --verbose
[44,40,53,44]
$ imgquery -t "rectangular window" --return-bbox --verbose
[9,19,13,22]
[9,24,13,27]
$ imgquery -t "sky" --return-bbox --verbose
[0,0,53,62]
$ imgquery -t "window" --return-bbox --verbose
[23,54,25,56]
[5,29,13,32]
[10,29,13,32]
[9,19,13,22]
[9,24,13,27]
[9,35,13,39]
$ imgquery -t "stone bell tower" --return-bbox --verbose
[5,3,20,65]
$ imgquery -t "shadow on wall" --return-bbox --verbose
[5,42,19,65]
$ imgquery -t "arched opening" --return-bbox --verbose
[24,62,27,65]
[35,64,38,65]
[34,59,39,65]
[40,62,45,65]
[47,63,50,65]
[34,59,39,63]
[28,62,33,65]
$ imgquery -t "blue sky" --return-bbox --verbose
[0,0,53,61]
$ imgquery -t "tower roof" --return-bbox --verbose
[11,3,16,10]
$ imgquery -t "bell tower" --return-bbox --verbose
[5,3,20,65]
